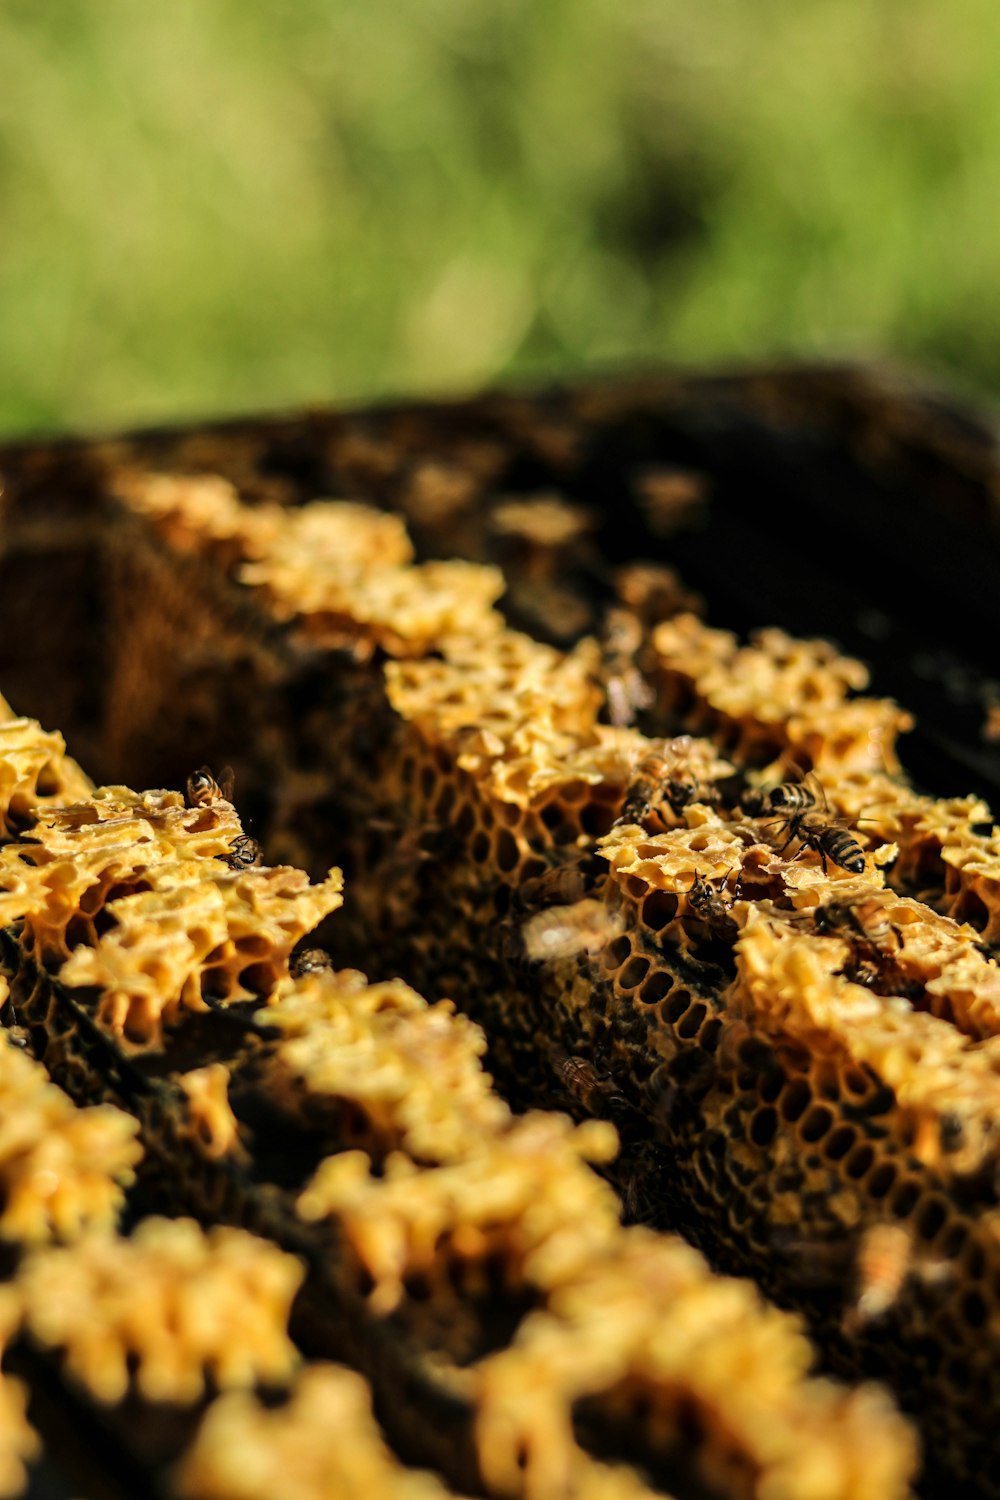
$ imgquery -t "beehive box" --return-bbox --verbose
[0,363,999,1499]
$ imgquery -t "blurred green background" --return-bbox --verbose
[2,0,998,437]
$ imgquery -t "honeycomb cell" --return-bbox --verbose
[779,1079,812,1124]
[617,956,649,991]
[454,802,476,840]
[960,1290,988,1330]
[823,1125,857,1162]
[661,989,692,1026]
[939,1221,969,1260]
[580,802,616,838]
[470,831,491,865]
[846,1144,877,1180]
[434,782,457,821]
[604,936,633,971]
[638,971,672,1007]
[914,1196,948,1244]
[888,1180,921,1221]
[676,1002,707,1040]
[749,1108,778,1147]
[800,1105,834,1144]
[843,1065,872,1096]
[641,891,678,930]
[494,829,520,874]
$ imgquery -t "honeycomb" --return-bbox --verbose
[649,615,1000,942]
[239,501,505,657]
[72,468,999,1495]
[0,1018,140,1244]
[295,1112,619,1334]
[176,1365,455,1500]
[474,1232,911,1500]
[256,969,510,1163]
[0,717,916,1499]
[1,394,999,1496]
[0,782,342,1047]
[178,1063,245,1160]
[0,698,93,838]
[650,613,913,775]
[110,469,283,569]
[0,1290,37,1500]
[16,1217,302,1407]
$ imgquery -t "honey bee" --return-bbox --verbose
[846,1223,917,1330]
[984,700,1000,744]
[751,801,864,875]
[600,606,654,728]
[771,1219,927,1317]
[520,899,624,963]
[770,1229,853,1292]
[290,947,333,978]
[814,898,900,967]
[684,873,740,943]
[618,1166,643,1226]
[715,1018,778,1076]
[744,770,867,875]
[647,1050,717,1127]
[634,466,708,538]
[618,742,719,828]
[740,769,823,818]
[187,765,236,808]
[512,857,601,915]
[613,561,702,626]
[368,819,457,886]
[781,814,867,875]
[551,1049,636,1166]
[940,1112,965,1153]
[217,834,263,870]
[550,1045,622,1116]
[813,896,892,942]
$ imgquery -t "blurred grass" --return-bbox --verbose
[2,0,1000,436]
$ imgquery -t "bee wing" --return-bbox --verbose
[606,677,635,729]
[803,770,829,813]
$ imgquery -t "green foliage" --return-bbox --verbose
[2,0,999,435]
